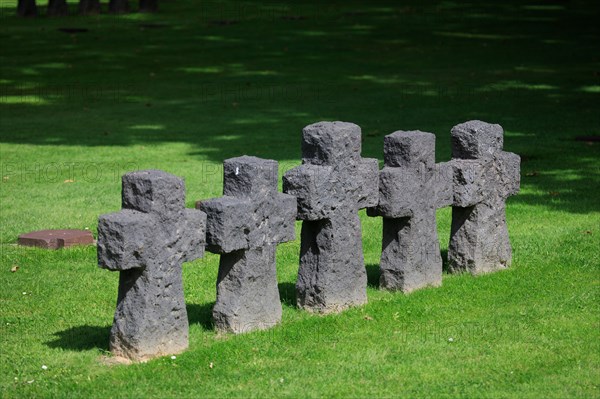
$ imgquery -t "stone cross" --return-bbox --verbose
[368,131,453,292]
[448,120,520,274]
[98,170,206,361]
[283,121,379,313]
[198,156,296,334]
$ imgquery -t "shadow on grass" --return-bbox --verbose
[366,263,380,288]
[1,0,598,215]
[441,249,450,274]
[187,302,215,331]
[278,282,296,307]
[46,325,110,351]
[46,303,215,352]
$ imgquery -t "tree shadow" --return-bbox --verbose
[278,282,296,307]
[0,0,598,215]
[366,263,380,288]
[186,302,215,331]
[46,325,110,351]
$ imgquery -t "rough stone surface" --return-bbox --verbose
[368,131,453,292]
[18,229,94,249]
[448,120,520,274]
[198,156,296,333]
[97,170,206,361]
[283,121,378,313]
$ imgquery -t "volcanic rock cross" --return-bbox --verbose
[283,121,379,313]
[368,131,453,292]
[98,170,206,361]
[448,120,520,274]
[198,156,296,333]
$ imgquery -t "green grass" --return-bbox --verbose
[1,0,599,397]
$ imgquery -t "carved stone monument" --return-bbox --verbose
[198,156,296,333]
[283,121,378,313]
[98,170,206,361]
[448,120,520,274]
[368,131,452,292]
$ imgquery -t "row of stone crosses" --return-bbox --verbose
[97,119,520,361]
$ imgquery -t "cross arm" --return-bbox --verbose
[267,193,297,244]
[498,151,520,198]
[283,164,335,221]
[367,166,414,218]
[180,208,207,263]
[198,196,251,254]
[357,158,379,209]
[97,209,156,271]
[451,159,487,207]
[435,161,454,208]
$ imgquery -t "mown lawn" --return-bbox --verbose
[1,0,599,397]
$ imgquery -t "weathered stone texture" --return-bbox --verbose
[199,156,296,333]
[283,121,378,313]
[368,131,452,292]
[98,170,206,361]
[448,120,520,274]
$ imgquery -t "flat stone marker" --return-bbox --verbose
[368,131,452,292]
[98,170,206,361]
[283,121,379,313]
[18,229,94,249]
[198,156,296,333]
[448,120,520,274]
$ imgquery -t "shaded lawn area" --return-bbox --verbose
[1,0,599,397]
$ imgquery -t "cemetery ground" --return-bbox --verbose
[1,0,599,397]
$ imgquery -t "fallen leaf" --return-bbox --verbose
[10,265,19,273]
[64,179,75,183]
[364,315,373,321]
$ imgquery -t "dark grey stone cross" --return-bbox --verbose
[448,120,520,274]
[368,130,453,292]
[198,156,296,333]
[284,121,379,313]
[98,170,206,361]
